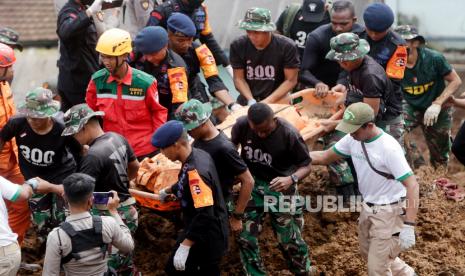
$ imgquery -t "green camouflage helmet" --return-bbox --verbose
[61,103,104,136]
[394,25,425,44]
[326,32,370,61]
[175,99,212,131]
[238,7,276,32]
[17,87,60,118]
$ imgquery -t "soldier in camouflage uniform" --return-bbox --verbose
[325,32,405,145]
[0,88,78,241]
[60,103,140,275]
[231,103,314,276]
[394,25,462,168]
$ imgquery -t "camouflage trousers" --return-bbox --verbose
[322,130,355,187]
[237,177,310,276]
[29,193,67,241]
[92,202,139,276]
[376,114,405,149]
[403,103,452,168]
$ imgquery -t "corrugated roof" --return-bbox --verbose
[0,0,58,44]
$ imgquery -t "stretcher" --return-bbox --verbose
[130,89,344,212]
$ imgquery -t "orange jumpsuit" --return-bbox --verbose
[0,81,30,244]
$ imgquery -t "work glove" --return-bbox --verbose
[173,244,191,271]
[158,188,169,202]
[423,103,441,126]
[229,103,242,112]
[225,65,234,78]
[247,99,257,106]
[86,0,103,16]
[399,224,415,251]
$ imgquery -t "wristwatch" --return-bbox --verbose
[290,174,299,185]
[26,178,38,191]
[231,211,245,220]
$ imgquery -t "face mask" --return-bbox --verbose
[186,0,204,10]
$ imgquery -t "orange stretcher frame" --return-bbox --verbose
[131,89,344,212]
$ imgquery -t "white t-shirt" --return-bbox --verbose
[0,176,21,246]
[333,130,413,204]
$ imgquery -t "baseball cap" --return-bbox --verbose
[336,102,375,133]
[62,104,104,136]
[301,0,326,23]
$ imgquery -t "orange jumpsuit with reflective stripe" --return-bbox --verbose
[0,81,30,245]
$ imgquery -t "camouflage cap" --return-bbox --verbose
[61,103,105,136]
[326,32,370,61]
[17,87,60,119]
[238,7,276,32]
[394,25,425,44]
[175,99,212,131]
[0,27,23,51]
[336,102,375,134]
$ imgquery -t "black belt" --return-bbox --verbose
[365,197,406,207]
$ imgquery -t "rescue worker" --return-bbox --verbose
[360,3,407,143]
[0,88,79,241]
[121,0,162,38]
[451,96,465,166]
[57,0,102,111]
[299,0,364,92]
[146,0,232,74]
[230,7,300,106]
[86,28,167,160]
[231,103,314,276]
[310,102,419,276]
[0,27,23,52]
[326,33,404,146]
[394,25,462,168]
[0,43,30,246]
[276,0,330,59]
[42,173,135,276]
[175,99,254,232]
[39,103,140,275]
[152,120,229,275]
[133,26,191,119]
[166,13,240,111]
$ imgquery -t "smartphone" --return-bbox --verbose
[93,192,113,205]
[102,0,124,10]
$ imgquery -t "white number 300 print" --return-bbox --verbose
[19,145,55,164]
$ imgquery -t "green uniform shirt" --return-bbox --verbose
[401,47,452,110]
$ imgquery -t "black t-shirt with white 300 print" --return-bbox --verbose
[231,116,311,183]
[229,34,300,104]
[0,116,77,183]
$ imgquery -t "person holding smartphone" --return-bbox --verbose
[43,173,134,276]
[38,103,140,275]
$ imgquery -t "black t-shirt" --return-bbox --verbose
[300,23,365,87]
[0,116,77,183]
[231,117,311,183]
[345,56,402,120]
[229,34,300,103]
[276,9,330,58]
[79,132,136,197]
[192,132,248,201]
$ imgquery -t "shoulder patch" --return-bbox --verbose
[187,169,214,208]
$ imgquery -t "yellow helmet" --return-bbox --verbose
[96,28,132,56]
